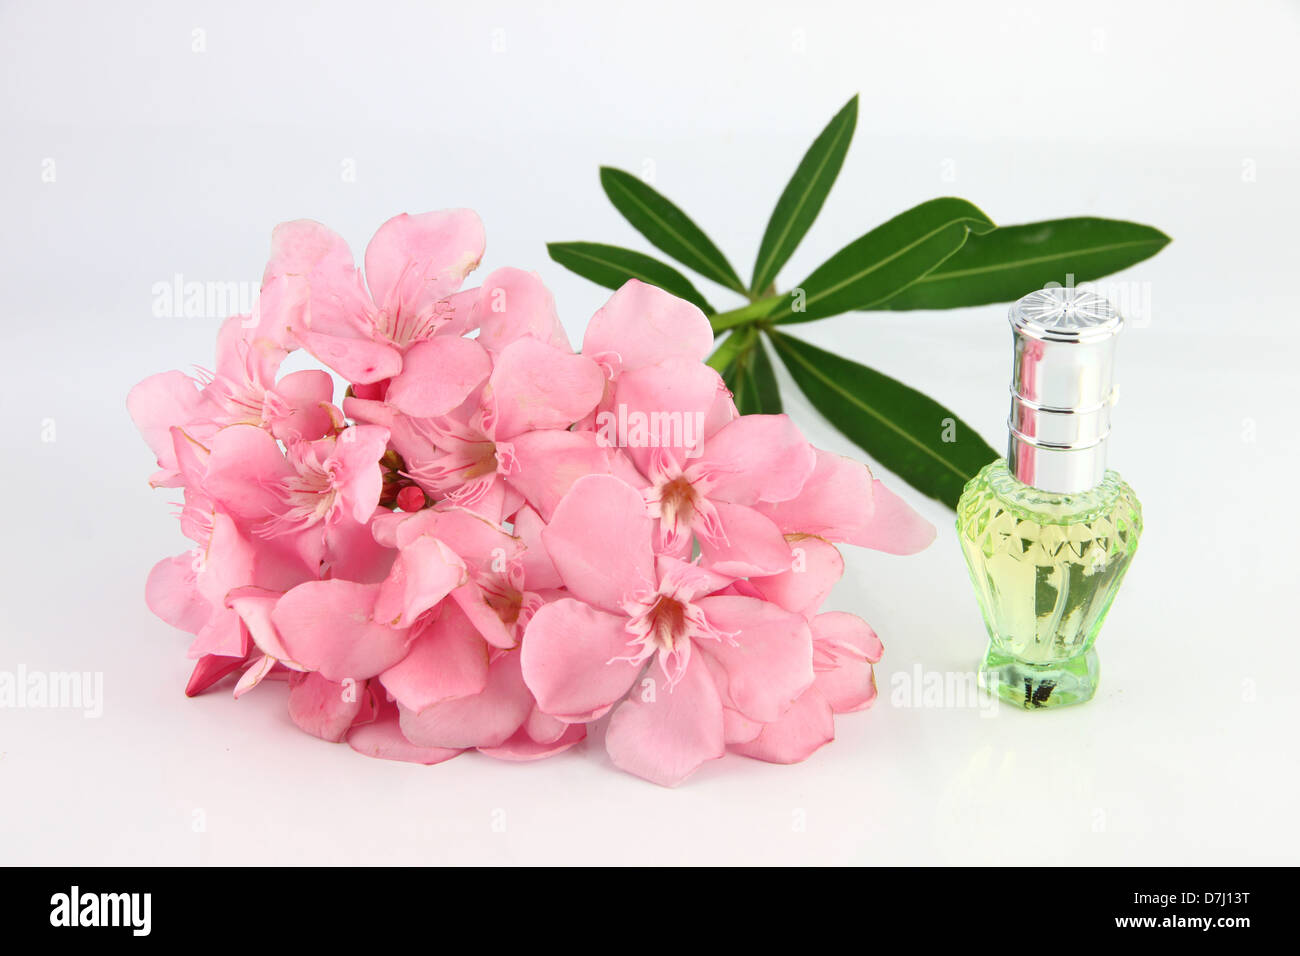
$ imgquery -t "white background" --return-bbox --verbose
[3,0,1298,865]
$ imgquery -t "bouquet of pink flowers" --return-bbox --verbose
[129,210,935,786]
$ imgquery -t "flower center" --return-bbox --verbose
[462,441,499,479]
[613,589,709,689]
[375,299,456,349]
[258,464,337,537]
[483,581,524,626]
[645,595,687,652]
[657,476,696,528]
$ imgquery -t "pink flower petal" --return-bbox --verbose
[398,650,533,750]
[379,604,491,711]
[184,654,246,697]
[272,579,411,681]
[540,475,655,614]
[478,722,586,762]
[506,429,611,522]
[330,425,390,525]
[473,267,571,353]
[730,687,835,764]
[484,338,605,439]
[605,654,725,788]
[702,377,739,441]
[202,424,295,523]
[226,585,298,664]
[747,535,844,619]
[269,369,335,442]
[195,508,249,580]
[296,329,402,386]
[523,706,569,744]
[450,580,517,650]
[145,554,210,634]
[262,219,373,340]
[187,608,246,660]
[347,697,464,765]
[513,505,561,590]
[812,611,882,714]
[401,508,508,558]
[857,478,937,555]
[723,707,763,745]
[697,501,793,578]
[127,371,205,485]
[696,414,815,506]
[436,286,481,338]
[520,598,642,722]
[693,595,814,724]
[233,654,277,698]
[251,273,309,351]
[752,450,935,554]
[288,671,366,742]
[213,314,284,386]
[168,426,211,494]
[582,279,713,372]
[385,336,491,418]
[363,210,485,317]
[373,532,466,629]
[320,514,396,584]
[610,358,721,473]
[263,218,356,287]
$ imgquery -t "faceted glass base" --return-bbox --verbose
[979,645,1099,710]
[957,460,1141,712]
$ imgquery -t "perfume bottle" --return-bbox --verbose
[957,287,1142,710]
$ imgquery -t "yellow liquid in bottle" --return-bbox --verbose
[956,460,1142,708]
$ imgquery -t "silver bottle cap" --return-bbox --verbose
[1006,286,1123,494]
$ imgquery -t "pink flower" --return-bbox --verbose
[196,316,335,442]
[522,475,815,786]
[127,317,334,487]
[142,424,320,693]
[724,538,885,763]
[348,335,609,523]
[200,421,391,573]
[753,448,938,555]
[573,289,817,577]
[129,210,937,785]
[581,278,716,382]
[262,211,486,383]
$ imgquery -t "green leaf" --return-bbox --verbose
[547,241,715,314]
[707,327,751,373]
[750,95,858,295]
[877,217,1171,310]
[730,335,783,415]
[746,334,783,414]
[713,328,782,414]
[769,330,996,508]
[767,197,995,324]
[599,167,746,294]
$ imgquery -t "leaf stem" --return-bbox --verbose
[710,295,783,333]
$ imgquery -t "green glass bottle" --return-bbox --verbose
[957,287,1142,710]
